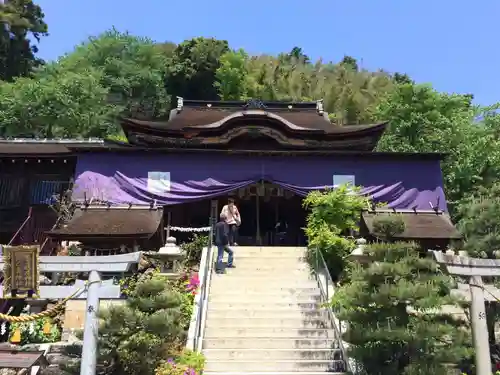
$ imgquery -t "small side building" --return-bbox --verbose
[359,209,462,250]
[46,205,165,255]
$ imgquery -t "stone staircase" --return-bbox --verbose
[202,246,347,375]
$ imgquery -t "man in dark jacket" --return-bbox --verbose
[215,213,235,274]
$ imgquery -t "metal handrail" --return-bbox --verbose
[312,246,353,374]
[193,219,215,352]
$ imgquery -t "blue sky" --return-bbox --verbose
[37,0,498,105]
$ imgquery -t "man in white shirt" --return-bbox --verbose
[220,198,241,246]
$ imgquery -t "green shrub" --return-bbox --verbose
[180,234,209,266]
[155,349,205,375]
[303,185,370,282]
[332,241,472,375]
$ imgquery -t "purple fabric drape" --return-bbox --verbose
[73,152,448,211]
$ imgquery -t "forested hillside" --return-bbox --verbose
[1,2,500,220]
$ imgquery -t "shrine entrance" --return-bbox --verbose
[217,181,307,246]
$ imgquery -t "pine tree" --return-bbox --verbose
[332,241,472,375]
[97,272,187,375]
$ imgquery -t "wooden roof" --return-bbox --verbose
[0,350,47,368]
[360,210,461,240]
[120,99,388,151]
[0,139,447,159]
[47,206,163,239]
[0,143,71,156]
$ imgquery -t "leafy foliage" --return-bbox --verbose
[303,185,370,282]
[10,316,60,345]
[180,234,209,267]
[332,241,472,375]
[155,350,205,375]
[0,0,47,81]
[458,183,500,259]
[165,37,229,100]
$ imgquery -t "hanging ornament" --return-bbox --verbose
[0,323,6,335]
[29,322,35,335]
[10,328,21,343]
[43,320,52,334]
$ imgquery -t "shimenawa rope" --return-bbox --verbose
[0,280,100,322]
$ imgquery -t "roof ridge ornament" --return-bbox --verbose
[243,99,267,110]
[176,97,184,113]
[316,99,324,115]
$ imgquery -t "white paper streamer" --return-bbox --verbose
[168,226,211,233]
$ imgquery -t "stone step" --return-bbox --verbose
[210,276,317,286]
[204,359,345,372]
[209,289,321,298]
[234,253,306,259]
[226,250,306,257]
[220,268,311,277]
[209,294,322,303]
[205,317,330,329]
[204,327,336,339]
[210,273,312,282]
[202,337,338,350]
[207,308,326,319]
[204,372,345,375]
[210,277,319,293]
[230,255,306,262]
[222,263,311,271]
[208,302,322,310]
[231,246,306,252]
[203,348,342,361]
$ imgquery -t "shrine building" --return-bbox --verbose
[0,98,460,252]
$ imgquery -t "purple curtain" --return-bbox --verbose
[73,152,448,210]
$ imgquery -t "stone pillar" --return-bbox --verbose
[469,275,490,375]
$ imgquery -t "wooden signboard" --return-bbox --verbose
[2,245,39,299]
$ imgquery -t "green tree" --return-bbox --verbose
[283,46,310,65]
[458,182,500,352]
[55,29,170,118]
[332,241,472,375]
[0,67,118,138]
[214,49,249,100]
[375,83,500,214]
[165,37,229,101]
[0,0,48,80]
[96,272,187,375]
[340,55,359,72]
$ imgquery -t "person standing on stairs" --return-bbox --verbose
[215,213,235,274]
[220,197,241,245]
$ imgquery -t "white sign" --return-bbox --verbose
[147,171,171,194]
[333,174,355,187]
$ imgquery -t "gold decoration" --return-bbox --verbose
[10,328,21,343]
[3,245,40,299]
[43,320,51,334]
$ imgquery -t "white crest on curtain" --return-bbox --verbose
[333,174,355,187]
[147,171,171,194]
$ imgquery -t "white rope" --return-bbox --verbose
[168,226,211,233]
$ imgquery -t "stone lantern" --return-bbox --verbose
[147,236,185,277]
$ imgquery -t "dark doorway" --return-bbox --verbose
[218,182,306,246]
